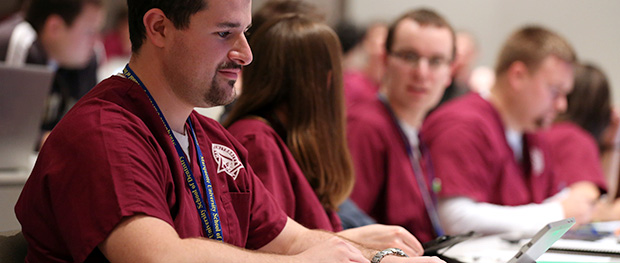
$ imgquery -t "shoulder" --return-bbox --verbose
[423,93,500,142]
[227,118,275,138]
[226,118,284,154]
[541,122,597,149]
[347,98,392,129]
[426,93,494,125]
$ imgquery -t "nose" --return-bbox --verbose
[228,34,253,66]
[411,58,430,80]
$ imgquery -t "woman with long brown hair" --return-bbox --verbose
[544,63,620,220]
[223,14,426,257]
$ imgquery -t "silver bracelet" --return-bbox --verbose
[371,248,408,263]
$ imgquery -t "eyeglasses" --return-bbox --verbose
[390,51,451,70]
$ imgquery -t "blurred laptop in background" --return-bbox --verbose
[0,63,53,171]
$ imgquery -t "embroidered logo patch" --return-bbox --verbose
[212,143,244,180]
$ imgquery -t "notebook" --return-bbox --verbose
[0,63,54,171]
[550,221,620,255]
[507,218,576,263]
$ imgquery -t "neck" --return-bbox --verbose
[488,83,522,133]
[385,94,425,129]
[128,55,193,133]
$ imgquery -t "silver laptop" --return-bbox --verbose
[508,217,576,263]
[0,63,54,170]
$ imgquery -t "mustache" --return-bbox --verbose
[218,62,242,70]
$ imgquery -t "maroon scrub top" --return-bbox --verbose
[15,76,288,262]
[422,93,556,206]
[228,118,342,232]
[542,122,607,193]
[347,97,436,243]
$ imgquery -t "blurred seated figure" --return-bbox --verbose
[102,8,130,60]
[437,31,478,105]
[438,30,495,106]
[97,8,131,81]
[346,8,456,243]
[0,0,105,147]
[543,63,620,221]
[422,25,596,237]
[338,21,388,110]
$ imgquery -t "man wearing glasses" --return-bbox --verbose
[346,8,455,243]
[421,26,598,237]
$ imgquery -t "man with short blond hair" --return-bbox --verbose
[422,26,598,236]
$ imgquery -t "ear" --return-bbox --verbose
[142,8,169,48]
[506,61,529,92]
[42,14,66,39]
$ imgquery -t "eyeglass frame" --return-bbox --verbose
[389,50,453,71]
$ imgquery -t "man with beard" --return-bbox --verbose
[15,0,445,262]
[421,26,599,237]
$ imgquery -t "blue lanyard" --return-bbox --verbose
[123,65,224,241]
[379,95,445,237]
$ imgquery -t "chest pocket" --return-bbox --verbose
[220,191,251,247]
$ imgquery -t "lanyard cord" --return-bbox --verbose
[123,65,224,241]
[378,95,445,236]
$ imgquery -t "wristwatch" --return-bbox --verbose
[371,248,409,263]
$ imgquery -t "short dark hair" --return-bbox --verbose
[384,8,456,59]
[25,0,103,33]
[127,0,206,53]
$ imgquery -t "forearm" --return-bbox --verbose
[174,238,296,263]
[437,197,564,237]
[600,147,620,201]
[100,215,296,263]
[268,226,376,259]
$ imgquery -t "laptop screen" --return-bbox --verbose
[508,218,576,263]
[0,63,54,170]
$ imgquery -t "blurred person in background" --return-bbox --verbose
[337,20,388,110]
[102,8,130,60]
[422,26,597,237]
[543,63,620,221]
[437,30,478,105]
[346,8,456,243]
[0,0,105,147]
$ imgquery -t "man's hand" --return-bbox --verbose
[338,224,424,257]
[561,182,599,225]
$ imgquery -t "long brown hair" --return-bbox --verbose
[223,15,354,211]
[556,63,612,149]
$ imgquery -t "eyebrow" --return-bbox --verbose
[216,22,241,28]
[216,22,252,31]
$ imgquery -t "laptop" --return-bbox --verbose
[0,63,54,171]
[507,217,576,263]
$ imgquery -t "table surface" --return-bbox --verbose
[441,233,620,262]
